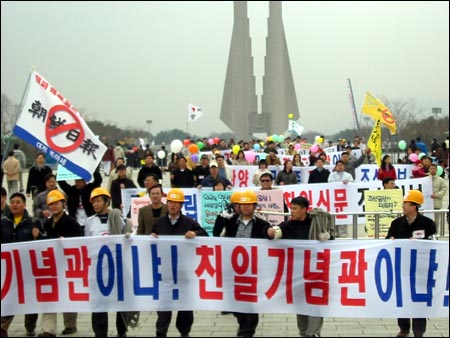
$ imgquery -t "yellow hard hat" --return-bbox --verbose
[46,190,65,205]
[90,187,111,202]
[238,190,258,204]
[166,189,185,203]
[403,190,424,205]
[230,191,242,204]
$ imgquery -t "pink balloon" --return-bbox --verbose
[208,138,214,145]
[294,143,301,151]
[244,151,256,163]
[409,153,418,162]
[310,145,319,153]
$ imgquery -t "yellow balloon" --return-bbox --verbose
[288,114,294,119]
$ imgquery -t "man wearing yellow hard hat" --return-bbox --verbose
[386,189,436,338]
[37,190,81,337]
[151,188,208,337]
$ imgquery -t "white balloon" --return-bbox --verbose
[170,139,183,153]
[157,150,166,159]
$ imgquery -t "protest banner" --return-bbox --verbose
[13,71,107,181]
[365,189,404,238]
[1,237,448,318]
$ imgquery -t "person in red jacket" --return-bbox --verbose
[377,154,397,181]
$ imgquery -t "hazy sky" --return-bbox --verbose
[2,1,449,139]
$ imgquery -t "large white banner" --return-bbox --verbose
[13,71,107,181]
[1,237,448,318]
[229,164,414,187]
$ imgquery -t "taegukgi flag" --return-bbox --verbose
[188,103,203,122]
[13,71,107,181]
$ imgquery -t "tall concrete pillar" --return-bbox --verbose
[261,1,300,135]
[220,1,258,141]
[220,1,299,139]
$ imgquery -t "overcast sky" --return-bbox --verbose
[2,1,449,139]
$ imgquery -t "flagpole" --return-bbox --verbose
[1,69,33,185]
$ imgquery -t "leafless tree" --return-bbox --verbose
[1,94,17,136]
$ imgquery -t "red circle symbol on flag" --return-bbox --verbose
[45,105,85,153]
[381,109,395,124]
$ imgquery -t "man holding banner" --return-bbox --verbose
[386,190,436,337]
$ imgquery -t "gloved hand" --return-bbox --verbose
[318,232,330,242]
[271,225,282,239]
[220,210,233,219]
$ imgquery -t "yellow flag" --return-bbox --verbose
[362,92,396,135]
[367,119,382,166]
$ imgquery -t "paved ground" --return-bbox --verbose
[5,311,450,337]
[4,170,449,337]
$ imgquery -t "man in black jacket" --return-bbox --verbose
[1,193,43,337]
[386,190,436,338]
[224,190,272,337]
[152,188,208,337]
[307,158,330,184]
[58,169,102,233]
[37,190,81,337]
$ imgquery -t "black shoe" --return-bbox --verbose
[397,330,410,337]
[221,311,232,315]
[26,331,36,337]
[61,327,77,335]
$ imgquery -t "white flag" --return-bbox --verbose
[188,103,203,122]
[12,71,107,181]
[288,120,304,136]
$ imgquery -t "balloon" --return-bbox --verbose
[208,138,214,145]
[170,139,183,153]
[258,152,267,160]
[278,135,285,143]
[244,150,256,163]
[267,136,272,142]
[157,150,165,159]
[288,113,294,119]
[197,141,204,150]
[213,137,220,144]
[253,143,260,151]
[398,140,407,150]
[437,166,444,176]
[314,135,321,142]
[188,144,199,154]
[183,139,190,146]
[317,137,324,144]
[272,134,278,143]
[418,152,426,160]
[294,143,301,151]
[409,153,418,162]
[311,145,319,153]
[232,144,240,155]
[190,154,199,163]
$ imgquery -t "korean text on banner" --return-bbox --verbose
[12,71,107,181]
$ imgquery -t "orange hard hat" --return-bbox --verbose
[166,189,185,203]
[238,190,258,204]
[230,191,242,204]
[403,190,424,205]
[46,190,65,205]
[90,187,111,202]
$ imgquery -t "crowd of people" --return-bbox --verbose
[1,134,448,337]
